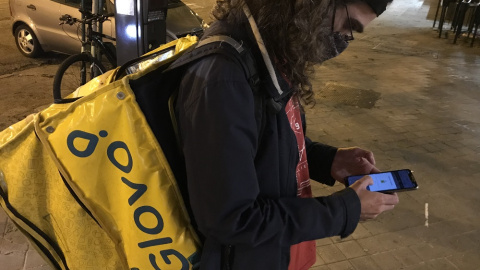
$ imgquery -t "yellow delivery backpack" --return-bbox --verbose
[0,34,259,270]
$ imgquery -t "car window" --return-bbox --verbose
[105,0,115,14]
[102,1,183,11]
[63,0,92,10]
[63,0,111,13]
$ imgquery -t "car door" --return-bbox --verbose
[20,0,65,52]
[56,0,85,55]
[21,0,81,54]
[24,0,113,55]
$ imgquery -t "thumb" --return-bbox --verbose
[359,175,374,189]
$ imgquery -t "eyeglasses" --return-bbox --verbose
[332,1,355,42]
[344,3,354,41]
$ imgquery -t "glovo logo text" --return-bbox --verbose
[67,130,189,270]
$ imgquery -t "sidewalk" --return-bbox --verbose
[2,0,480,269]
[306,0,480,268]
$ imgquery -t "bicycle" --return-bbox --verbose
[53,10,116,102]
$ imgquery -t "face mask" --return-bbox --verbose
[320,31,350,62]
[333,32,350,55]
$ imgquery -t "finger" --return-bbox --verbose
[364,150,376,165]
[360,214,378,220]
[359,157,380,173]
[370,165,381,173]
[380,204,396,212]
[382,193,400,205]
[358,157,376,172]
[366,204,396,217]
[360,175,374,187]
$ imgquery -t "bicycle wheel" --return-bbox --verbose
[53,53,106,102]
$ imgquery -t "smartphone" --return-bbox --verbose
[345,169,418,193]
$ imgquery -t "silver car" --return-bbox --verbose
[10,0,206,57]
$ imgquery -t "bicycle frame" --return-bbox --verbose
[55,4,116,101]
[79,13,116,78]
[91,32,117,67]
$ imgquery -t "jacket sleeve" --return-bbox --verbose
[176,55,360,248]
[301,113,338,186]
[305,138,338,186]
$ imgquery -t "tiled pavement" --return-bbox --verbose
[1,0,480,269]
[306,0,480,268]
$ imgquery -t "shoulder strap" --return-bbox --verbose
[197,35,245,53]
[167,35,259,91]
[168,34,266,151]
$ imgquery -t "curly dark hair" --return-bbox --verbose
[212,0,336,106]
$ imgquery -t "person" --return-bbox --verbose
[174,0,399,269]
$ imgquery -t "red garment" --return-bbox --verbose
[285,96,316,270]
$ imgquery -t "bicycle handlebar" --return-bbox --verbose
[59,11,114,26]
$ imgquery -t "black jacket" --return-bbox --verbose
[175,21,360,270]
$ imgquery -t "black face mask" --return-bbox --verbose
[320,31,350,62]
[333,32,350,55]
[322,0,352,62]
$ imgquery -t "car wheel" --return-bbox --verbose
[15,24,43,58]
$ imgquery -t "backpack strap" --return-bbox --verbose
[167,35,259,92]
[167,35,265,148]
[196,35,245,53]
[165,36,267,246]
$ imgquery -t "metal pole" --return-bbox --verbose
[80,0,86,84]
[80,0,86,53]
[433,0,442,28]
[98,0,104,44]
[92,0,99,61]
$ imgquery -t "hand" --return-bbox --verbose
[331,147,380,184]
[349,176,399,220]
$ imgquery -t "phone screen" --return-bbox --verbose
[346,170,417,192]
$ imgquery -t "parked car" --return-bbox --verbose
[9,0,207,57]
